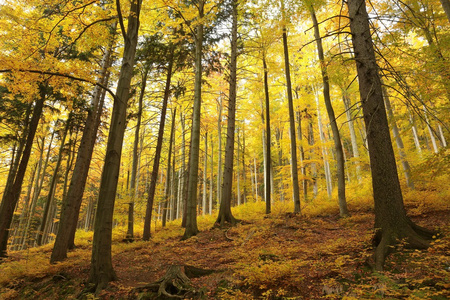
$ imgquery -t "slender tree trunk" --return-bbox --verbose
[183,1,204,239]
[216,96,223,207]
[315,91,332,198]
[307,115,318,197]
[209,137,213,214]
[37,117,70,246]
[242,128,247,204]
[348,0,433,271]
[280,0,301,214]
[216,0,239,226]
[88,1,141,290]
[382,86,414,190]
[203,132,207,215]
[296,110,308,202]
[236,128,241,206]
[423,105,439,153]
[262,51,271,214]
[408,110,422,156]
[310,5,348,217]
[342,92,362,181]
[143,45,175,240]
[162,111,176,227]
[127,65,148,240]
[51,34,114,263]
[254,157,258,202]
[0,85,46,256]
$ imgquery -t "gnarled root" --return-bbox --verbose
[131,265,215,299]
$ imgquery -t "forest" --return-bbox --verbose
[0,0,449,298]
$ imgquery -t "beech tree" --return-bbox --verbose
[88,0,142,291]
[347,0,434,271]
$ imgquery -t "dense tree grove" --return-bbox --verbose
[0,0,448,293]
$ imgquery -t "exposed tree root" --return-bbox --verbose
[373,226,436,272]
[131,265,215,299]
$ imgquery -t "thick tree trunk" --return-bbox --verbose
[143,45,174,240]
[310,6,348,217]
[88,1,141,291]
[216,0,239,226]
[440,0,450,22]
[347,0,434,271]
[0,85,46,257]
[183,2,204,239]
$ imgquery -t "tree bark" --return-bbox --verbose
[183,1,204,239]
[203,132,208,215]
[0,84,46,257]
[281,0,301,214]
[342,92,362,181]
[143,45,175,240]
[216,0,239,226]
[310,5,348,217]
[262,51,271,214]
[37,117,70,246]
[88,1,141,291]
[440,0,450,22]
[347,0,434,271]
[127,64,149,241]
[162,110,176,227]
[382,86,414,190]
[50,36,113,263]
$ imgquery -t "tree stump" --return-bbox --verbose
[132,265,214,299]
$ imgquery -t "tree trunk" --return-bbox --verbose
[37,117,70,246]
[143,45,175,240]
[423,105,439,153]
[216,96,223,207]
[216,0,239,226]
[347,0,434,271]
[127,65,148,241]
[0,84,46,257]
[315,91,332,198]
[310,5,348,217]
[88,1,141,291]
[162,110,176,227]
[262,51,271,214]
[382,86,414,190]
[203,132,207,215]
[183,1,204,239]
[342,92,362,181]
[209,136,213,214]
[440,0,450,22]
[281,0,301,214]
[296,110,308,202]
[51,34,114,262]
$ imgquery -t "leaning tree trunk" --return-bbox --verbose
[440,0,450,22]
[143,45,174,240]
[347,0,434,271]
[88,1,141,291]
[216,0,239,226]
[50,38,113,263]
[310,5,348,217]
[0,84,46,257]
[183,1,204,239]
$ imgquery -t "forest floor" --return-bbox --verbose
[0,191,449,299]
